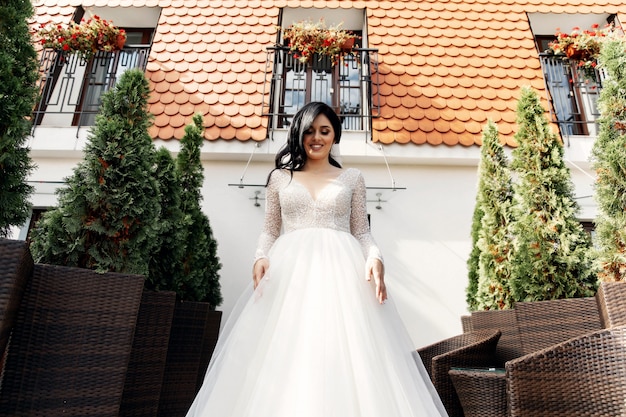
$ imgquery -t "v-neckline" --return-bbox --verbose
[290,169,349,202]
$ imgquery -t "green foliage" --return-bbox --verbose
[176,114,222,307]
[591,37,626,281]
[509,86,597,302]
[466,204,483,311]
[30,69,161,277]
[473,121,515,310]
[147,148,186,291]
[0,0,38,236]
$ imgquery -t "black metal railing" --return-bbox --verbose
[262,46,380,136]
[539,53,605,140]
[33,46,151,135]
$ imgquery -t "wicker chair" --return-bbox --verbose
[506,325,626,417]
[460,315,473,333]
[451,297,603,417]
[470,309,522,366]
[448,367,507,417]
[0,263,144,416]
[0,239,33,357]
[596,281,626,328]
[514,297,602,354]
[119,289,177,417]
[417,329,501,417]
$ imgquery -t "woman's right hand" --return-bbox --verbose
[253,258,269,289]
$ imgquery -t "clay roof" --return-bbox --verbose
[31,1,626,147]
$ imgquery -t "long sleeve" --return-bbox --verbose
[350,172,384,263]
[254,170,282,262]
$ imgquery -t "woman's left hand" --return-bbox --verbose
[366,258,387,304]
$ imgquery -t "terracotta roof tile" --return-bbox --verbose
[33,0,626,145]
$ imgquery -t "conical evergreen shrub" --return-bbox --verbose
[592,37,626,282]
[30,69,161,277]
[176,114,222,307]
[473,121,515,310]
[509,86,597,302]
[0,0,38,237]
[147,147,185,291]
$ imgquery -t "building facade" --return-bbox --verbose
[18,0,626,347]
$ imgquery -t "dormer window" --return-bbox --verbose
[33,6,159,132]
[530,13,619,138]
[263,8,379,133]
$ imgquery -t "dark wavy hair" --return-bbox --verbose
[272,102,342,179]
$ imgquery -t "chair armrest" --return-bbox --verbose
[506,326,626,417]
[418,330,501,417]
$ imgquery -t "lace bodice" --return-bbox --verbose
[255,168,383,263]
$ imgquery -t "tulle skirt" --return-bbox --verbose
[186,228,448,417]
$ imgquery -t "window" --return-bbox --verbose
[264,8,379,133]
[33,7,159,130]
[279,33,363,130]
[74,27,154,126]
[530,13,618,138]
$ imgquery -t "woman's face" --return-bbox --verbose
[302,113,335,163]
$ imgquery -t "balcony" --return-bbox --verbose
[33,46,151,135]
[539,53,605,142]
[262,46,380,137]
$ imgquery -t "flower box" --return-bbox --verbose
[38,14,126,59]
[278,19,358,66]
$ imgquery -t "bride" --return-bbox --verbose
[186,102,448,417]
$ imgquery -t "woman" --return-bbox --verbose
[186,102,448,417]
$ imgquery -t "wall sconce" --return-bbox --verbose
[250,191,263,207]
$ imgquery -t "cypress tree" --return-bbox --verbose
[474,121,515,310]
[176,114,222,307]
[466,202,483,311]
[0,0,38,237]
[147,147,186,291]
[591,37,626,282]
[509,86,597,302]
[30,69,160,277]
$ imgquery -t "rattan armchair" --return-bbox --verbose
[450,297,603,417]
[506,325,626,417]
[0,239,33,356]
[417,329,501,417]
[0,263,144,416]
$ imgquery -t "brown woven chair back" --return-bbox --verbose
[0,239,33,356]
[460,315,473,333]
[120,289,177,417]
[596,281,626,328]
[514,296,602,355]
[0,263,144,416]
[470,309,522,365]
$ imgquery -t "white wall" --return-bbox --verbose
[16,126,599,349]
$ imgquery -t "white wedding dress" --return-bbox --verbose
[186,168,448,417]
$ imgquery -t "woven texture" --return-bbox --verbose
[506,325,626,417]
[0,239,33,357]
[449,368,506,417]
[157,300,211,417]
[417,330,501,417]
[460,315,473,333]
[0,263,144,416]
[471,309,522,365]
[195,310,222,392]
[119,290,176,417]
[596,281,626,328]
[514,297,602,355]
